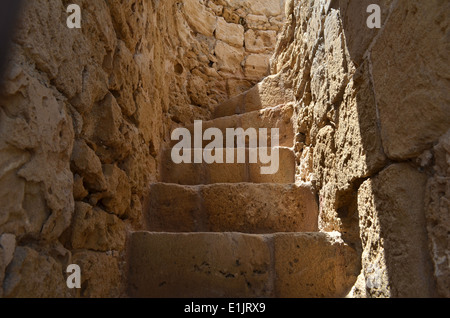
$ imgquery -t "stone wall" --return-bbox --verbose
[0,0,169,298]
[271,0,449,297]
[0,0,285,298]
[0,0,447,298]
[168,0,286,127]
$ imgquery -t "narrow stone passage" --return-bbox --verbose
[127,82,359,298]
[0,0,446,299]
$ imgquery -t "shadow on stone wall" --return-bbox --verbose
[338,0,445,297]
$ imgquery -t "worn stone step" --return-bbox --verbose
[146,183,318,233]
[212,74,295,118]
[127,231,359,298]
[161,146,295,185]
[170,103,295,148]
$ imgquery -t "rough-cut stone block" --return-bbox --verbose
[248,147,295,184]
[72,250,122,298]
[101,164,132,218]
[215,40,245,74]
[226,79,253,98]
[245,14,269,30]
[239,104,295,147]
[371,0,450,160]
[3,246,69,298]
[146,183,318,233]
[69,202,126,252]
[200,183,318,233]
[161,147,295,185]
[128,232,359,298]
[338,0,392,64]
[146,183,202,232]
[172,104,295,149]
[245,29,278,53]
[216,17,245,47]
[71,139,106,192]
[273,232,359,298]
[183,0,217,37]
[128,232,272,298]
[213,93,245,118]
[332,61,387,191]
[160,148,207,185]
[358,163,437,297]
[244,54,271,80]
[206,150,249,184]
[213,75,295,118]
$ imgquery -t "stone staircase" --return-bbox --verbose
[127,84,359,298]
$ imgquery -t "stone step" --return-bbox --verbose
[170,103,295,148]
[127,231,359,298]
[212,73,295,118]
[161,146,295,185]
[146,183,318,233]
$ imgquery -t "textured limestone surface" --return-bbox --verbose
[146,183,319,233]
[271,0,449,297]
[128,231,359,298]
[0,0,285,297]
[0,0,448,298]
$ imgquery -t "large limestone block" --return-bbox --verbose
[160,148,207,185]
[245,29,278,54]
[71,139,107,192]
[213,73,295,118]
[248,147,296,184]
[239,104,295,148]
[333,62,387,189]
[309,9,348,111]
[146,183,318,233]
[173,104,295,148]
[274,232,359,298]
[200,183,318,233]
[213,93,246,118]
[101,164,132,218]
[222,0,283,17]
[128,232,359,298]
[371,0,450,160]
[128,232,272,298]
[108,40,139,117]
[183,0,217,37]
[161,147,295,185]
[146,183,202,232]
[83,92,131,162]
[216,17,244,47]
[12,0,115,101]
[71,250,122,298]
[358,164,437,297]
[68,202,126,252]
[3,246,69,298]
[226,78,254,97]
[215,40,245,74]
[0,66,75,241]
[248,73,295,111]
[338,0,393,64]
[205,153,249,184]
[245,14,270,30]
